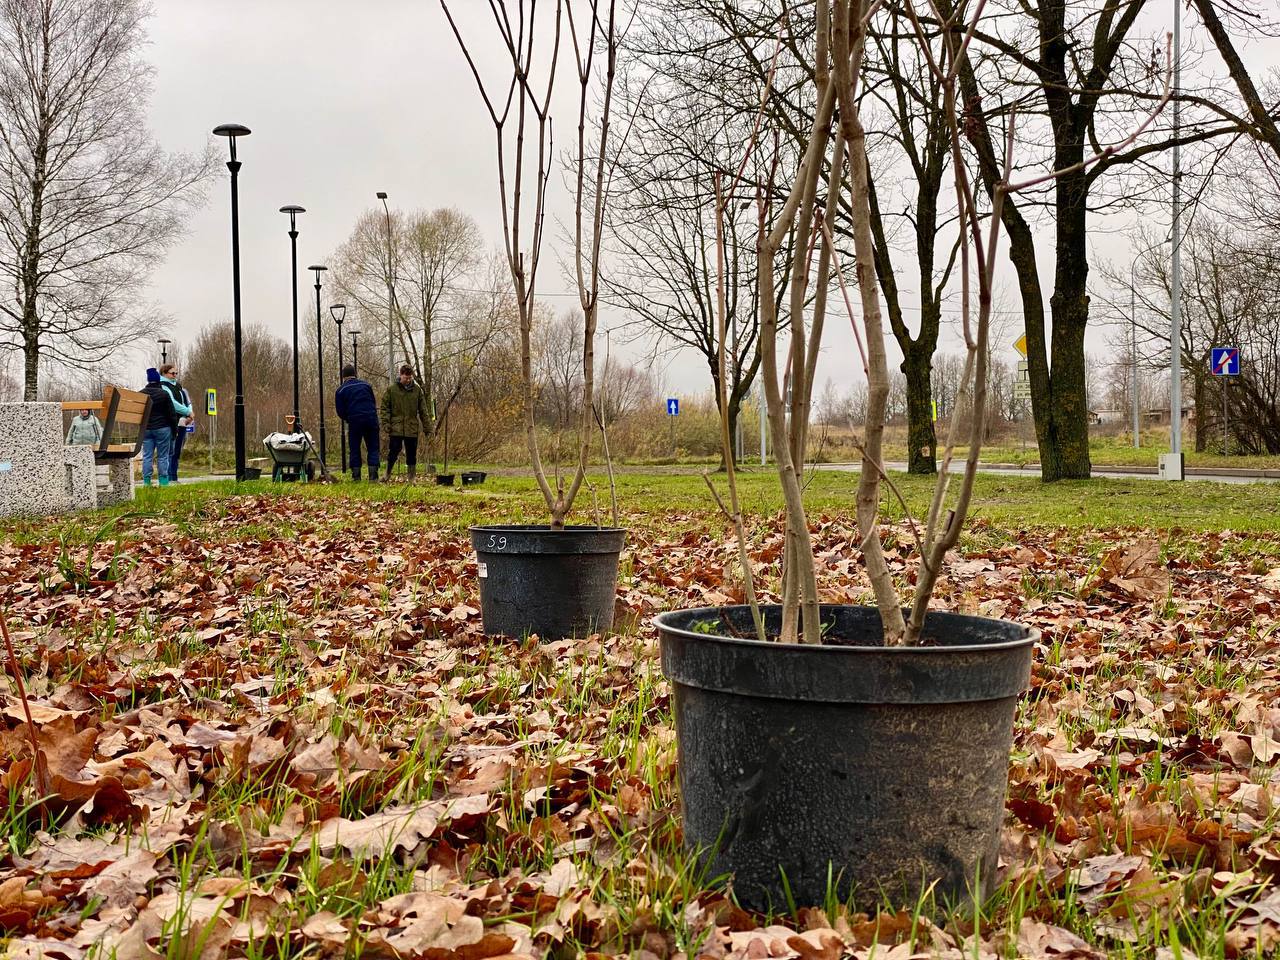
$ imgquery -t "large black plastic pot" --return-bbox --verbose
[470,525,627,639]
[656,604,1035,913]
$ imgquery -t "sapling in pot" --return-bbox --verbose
[659,0,1173,911]
[443,0,626,640]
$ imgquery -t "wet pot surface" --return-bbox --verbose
[471,525,626,640]
[656,604,1036,912]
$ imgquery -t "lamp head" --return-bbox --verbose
[279,204,305,231]
[330,303,346,325]
[213,124,250,162]
[376,191,388,200]
[308,264,327,275]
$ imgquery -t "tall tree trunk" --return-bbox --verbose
[949,43,1051,477]
[22,324,39,401]
[902,347,935,473]
[868,168,939,474]
[1040,175,1093,481]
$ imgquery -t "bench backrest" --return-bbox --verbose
[98,385,152,455]
[62,384,153,458]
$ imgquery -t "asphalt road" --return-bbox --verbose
[813,461,1280,484]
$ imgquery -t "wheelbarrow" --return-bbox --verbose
[263,431,318,482]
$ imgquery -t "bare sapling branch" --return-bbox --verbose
[560,0,621,527]
[443,0,564,521]
[887,0,1175,645]
[700,22,785,644]
[714,173,766,644]
[758,0,836,645]
[2,610,45,797]
[832,0,908,642]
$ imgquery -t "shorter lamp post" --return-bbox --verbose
[331,303,347,469]
[309,264,329,461]
[157,338,171,365]
[279,204,306,431]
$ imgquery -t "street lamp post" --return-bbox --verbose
[377,191,396,386]
[212,123,251,482]
[157,338,171,365]
[331,303,347,470]
[350,329,360,375]
[280,205,306,432]
[309,264,329,461]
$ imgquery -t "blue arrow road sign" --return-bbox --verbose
[667,398,679,416]
[1211,347,1240,376]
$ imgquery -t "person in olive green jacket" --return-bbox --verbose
[380,364,431,481]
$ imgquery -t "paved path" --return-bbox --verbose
[813,461,1280,484]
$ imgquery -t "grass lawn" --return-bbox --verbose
[2,471,1279,958]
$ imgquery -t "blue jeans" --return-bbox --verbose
[347,421,380,476]
[168,427,187,481]
[141,427,172,485]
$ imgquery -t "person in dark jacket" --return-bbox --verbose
[334,365,380,481]
[158,363,193,482]
[380,364,431,482]
[140,367,178,486]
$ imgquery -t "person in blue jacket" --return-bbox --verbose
[334,365,380,481]
[158,363,193,481]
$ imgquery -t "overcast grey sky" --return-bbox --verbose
[139,0,1275,403]
[143,1,707,390]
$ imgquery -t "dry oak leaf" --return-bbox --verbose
[1016,918,1104,959]
[311,794,490,858]
[785,929,845,960]
[372,892,520,960]
[1090,539,1169,600]
[79,849,160,914]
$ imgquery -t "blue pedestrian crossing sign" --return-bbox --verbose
[667,398,679,416]
[1211,347,1240,377]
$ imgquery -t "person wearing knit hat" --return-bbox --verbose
[140,367,178,486]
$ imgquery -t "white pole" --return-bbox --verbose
[1169,0,1183,459]
[759,383,766,466]
[1131,259,1140,448]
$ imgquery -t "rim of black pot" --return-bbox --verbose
[651,604,1039,654]
[469,523,628,534]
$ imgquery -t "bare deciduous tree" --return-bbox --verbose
[0,0,213,398]
[443,0,622,528]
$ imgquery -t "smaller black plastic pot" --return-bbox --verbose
[461,471,487,486]
[471,525,626,639]
[656,604,1035,913]
[435,473,455,486]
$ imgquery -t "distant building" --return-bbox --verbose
[1144,404,1195,426]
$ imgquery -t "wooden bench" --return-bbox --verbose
[62,385,153,461]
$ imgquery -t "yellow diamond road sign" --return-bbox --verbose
[1013,334,1027,358]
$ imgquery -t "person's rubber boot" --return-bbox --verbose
[408,465,417,483]
[351,468,361,482]
[158,477,170,487]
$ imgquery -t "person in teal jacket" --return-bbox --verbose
[158,363,193,480]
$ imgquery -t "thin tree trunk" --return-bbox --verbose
[1194,374,1207,452]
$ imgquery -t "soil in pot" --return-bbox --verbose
[656,604,1035,913]
[471,525,626,640]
